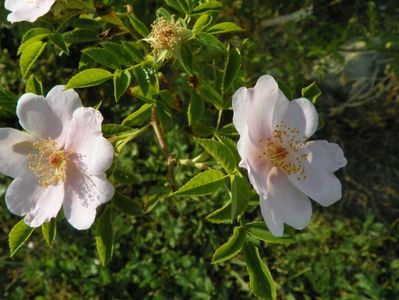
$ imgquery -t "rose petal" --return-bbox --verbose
[45,85,82,146]
[260,167,312,236]
[0,128,32,178]
[5,173,64,227]
[237,125,271,198]
[63,161,114,230]
[6,0,56,23]
[65,107,114,175]
[233,75,287,141]
[289,140,347,206]
[272,97,318,139]
[16,93,63,141]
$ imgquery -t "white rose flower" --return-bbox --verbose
[5,0,56,23]
[232,75,347,236]
[0,85,114,230]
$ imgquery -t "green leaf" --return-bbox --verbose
[18,27,51,55]
[82,47,120,69]
[102,42,136,67]
[41,219,56,247]
[25,74,44,95]
[206,200,232,224]
[276,79,294,100]
[178,44,193,74]
[172,169,226,196]
[230,175,249,219]
[197,139,236,174]
[20,41,47,77]
[121,41,143,63]
[95,207,114,265]
[165,0,190,14]
[0,86,17,115]
[122,103,153,126]
[207,22,243,35]
[243,244,277,300]
[212,226,246,264]
[102,124,132,136]
[222,45,241,94]
[112,192,142,216]
[112,168,139,184]
[193,14,211,32]
[8,219,34,257]
[49,32,69,55]
[199,83,223,109]
[193,1,223,14]
[215,133,240,164]
[129,15,150,37]
[66,68,113,89]
[113,70,131,102]
[246,221,294,245]
[63,29,99,44]
[218,123,238,136]
[301,81,321,104]
[188,91,204,125]
[196,32,225,53]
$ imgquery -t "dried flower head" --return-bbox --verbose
[145,17,184,62]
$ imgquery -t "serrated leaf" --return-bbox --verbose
[207,22,243,35]
[112,192,142,216]
[230,175,249,219]
[8,219,34,257]
[113,70,131,102]
[206,200,232,224]
[197,139,236,174]
[172,169,226,196]
[243,244,277,300]
[25,74,44,95]
[49,32,69,55]
[20,41,47,77]
[102,42,136,67]
[188,91,204,125]
[82,47,120,69]
[121,41,143,63]
[95,207,114,265]
[63,29,99,44]
[122,103,153,126]
[129,15,150,37]
[212,226,246,264]
[199,83,223,109]
[196,32,225,53]
[218,123,238,136]
[193,1,223,14]
[66,68,113,89]
[178,44,193,74]
[222,45,241,94]
[41,219,56,247]
[246,221,294,244]
[301,81,321,104]
[193,14,211,32]
[215,133,240,164]
[18,27,51,55]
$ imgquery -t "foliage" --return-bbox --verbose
[0,0,398,299]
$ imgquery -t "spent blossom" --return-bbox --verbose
[5,0,56,23]
[0,86,114,229]
[232,75,347,236]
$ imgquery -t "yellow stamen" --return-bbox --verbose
[260,122,308,180]
[28,138,68,187]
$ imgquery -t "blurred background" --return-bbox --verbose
[0,0,398,299]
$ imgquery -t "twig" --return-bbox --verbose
[150,107,176,190]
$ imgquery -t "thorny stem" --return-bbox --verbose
[150,107,176,190]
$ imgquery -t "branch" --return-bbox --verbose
[150,107,176,190]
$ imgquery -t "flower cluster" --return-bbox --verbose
[232,75,347,236]
[0,86,114,229]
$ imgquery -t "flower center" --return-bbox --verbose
[28,138,68,187]
[259,122,308,180]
